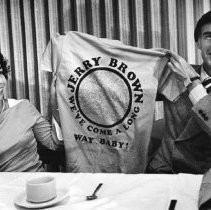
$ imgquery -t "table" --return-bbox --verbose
[0,172,203,210]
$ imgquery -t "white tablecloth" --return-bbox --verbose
[0,172,203,210]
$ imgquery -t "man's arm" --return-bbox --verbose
[191,94,211,136]
[169,52,211,136]
[146,136,174,173]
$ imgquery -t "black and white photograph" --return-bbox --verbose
[0,0,211,209]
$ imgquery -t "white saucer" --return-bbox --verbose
[14,188,69,209]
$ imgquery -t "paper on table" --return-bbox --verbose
[169,173,203,210]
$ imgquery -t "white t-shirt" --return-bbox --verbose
[41,31,186,173]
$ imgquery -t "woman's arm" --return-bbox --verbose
[33,115,64,151]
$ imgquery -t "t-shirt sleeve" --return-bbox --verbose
[40,40,52,72]
[40,34,64,73]
[157,57,187,102]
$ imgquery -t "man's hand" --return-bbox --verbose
[167,51,200,87]
[166,51,208,104]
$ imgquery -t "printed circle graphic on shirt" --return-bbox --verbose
[75,67,132,128]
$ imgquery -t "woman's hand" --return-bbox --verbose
[50,73,61,126]
[50,73,58,110]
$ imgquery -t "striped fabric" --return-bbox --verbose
[202,77,211,93]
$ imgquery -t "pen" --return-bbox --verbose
[168,199,177,210]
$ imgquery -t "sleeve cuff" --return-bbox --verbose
[189,84,208,105]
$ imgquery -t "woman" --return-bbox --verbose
[0,52,63,172]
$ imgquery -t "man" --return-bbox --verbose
[148,11,211,174]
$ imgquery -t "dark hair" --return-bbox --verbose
[194,11,211,42]
[0,52,10,79]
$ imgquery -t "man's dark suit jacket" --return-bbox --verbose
[148,65,211,174]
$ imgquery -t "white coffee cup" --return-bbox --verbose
[26,176,57,203]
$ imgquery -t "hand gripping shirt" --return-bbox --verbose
[41,31,186,173]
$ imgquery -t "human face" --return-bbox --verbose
[197,23,211,73]
[0,72,6,100]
